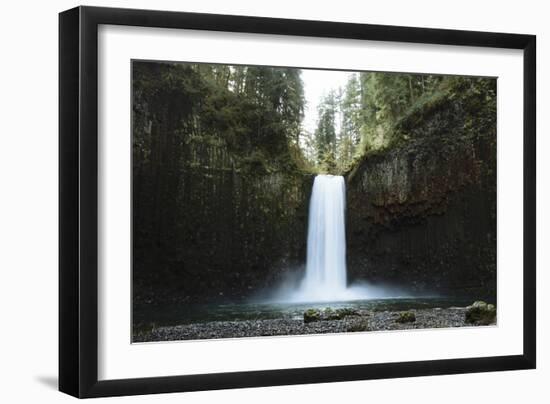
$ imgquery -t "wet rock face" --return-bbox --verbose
[133,141,313,304]
[346,96,496,299]
[132,63,315,306]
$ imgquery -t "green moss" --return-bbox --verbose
[323,307,360,320]
[465,301,496,325]
[395,311,416,323]
[304,309,322,323]
[304,307,360,323]
[132,322,157,340]
[346,76,496,182]
[335,308,360,318]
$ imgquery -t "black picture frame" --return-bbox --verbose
[59,5,536,398]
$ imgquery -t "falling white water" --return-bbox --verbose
[299,175,348,301]
[265,174,409,304]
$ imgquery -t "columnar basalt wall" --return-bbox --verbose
[346,92,496,298]
[133,135,313,305]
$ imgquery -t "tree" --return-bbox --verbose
[314,90,338,164]
[279,68,305,146]
[334,73,363,169]
[340,74,362,145]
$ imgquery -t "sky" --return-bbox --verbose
[300,68,356,134]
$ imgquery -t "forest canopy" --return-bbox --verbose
[133,61,496,176]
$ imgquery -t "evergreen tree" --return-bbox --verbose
[314,90,338,164]
[341,74,362,145]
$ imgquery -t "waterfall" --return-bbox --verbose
[296,175,350,301]
[268,174,404,303]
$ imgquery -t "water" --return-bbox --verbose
[300,175,348,300]
[283,174,377,302]
[133,297,478,327]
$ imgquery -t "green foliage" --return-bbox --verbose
[306,71,460,173]
[395,76,496,135]
[341,74,363,145]
[133,60,496,181]
[314,90,338,164]
[349,73,496,169]
[133,61,307,179]
[355,72,445,153]
[318,148,337,174]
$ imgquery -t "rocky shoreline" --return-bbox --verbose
[134,304,496,343]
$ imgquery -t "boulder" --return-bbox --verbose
[396,311,416,323]
[303,309,321,323]
[347,320,370,332]
[303,307,360,323]
[324,307,359,320]
[465,301,496,325]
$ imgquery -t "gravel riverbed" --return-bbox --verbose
[134,307,487,342]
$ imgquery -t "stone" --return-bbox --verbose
[303,307,360,323]
[347,320,370,332]
[335,308,360,317]
[396,311,416,323]
[303,309,322,323]
[465,301,496,325]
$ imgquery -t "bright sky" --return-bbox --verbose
[301,68,355,134]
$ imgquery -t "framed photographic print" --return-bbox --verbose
[59,6,536,398]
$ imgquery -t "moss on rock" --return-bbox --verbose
[304,309,322,323]
[396,311,416,323]
[465,301,496,325]
[345,77,497,299]
[304,307,360,323]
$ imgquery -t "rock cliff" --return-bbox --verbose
[346,82,496,298]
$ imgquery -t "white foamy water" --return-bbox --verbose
[267,174,407,304]
[284,175,368,302]
[298,175,348,300]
